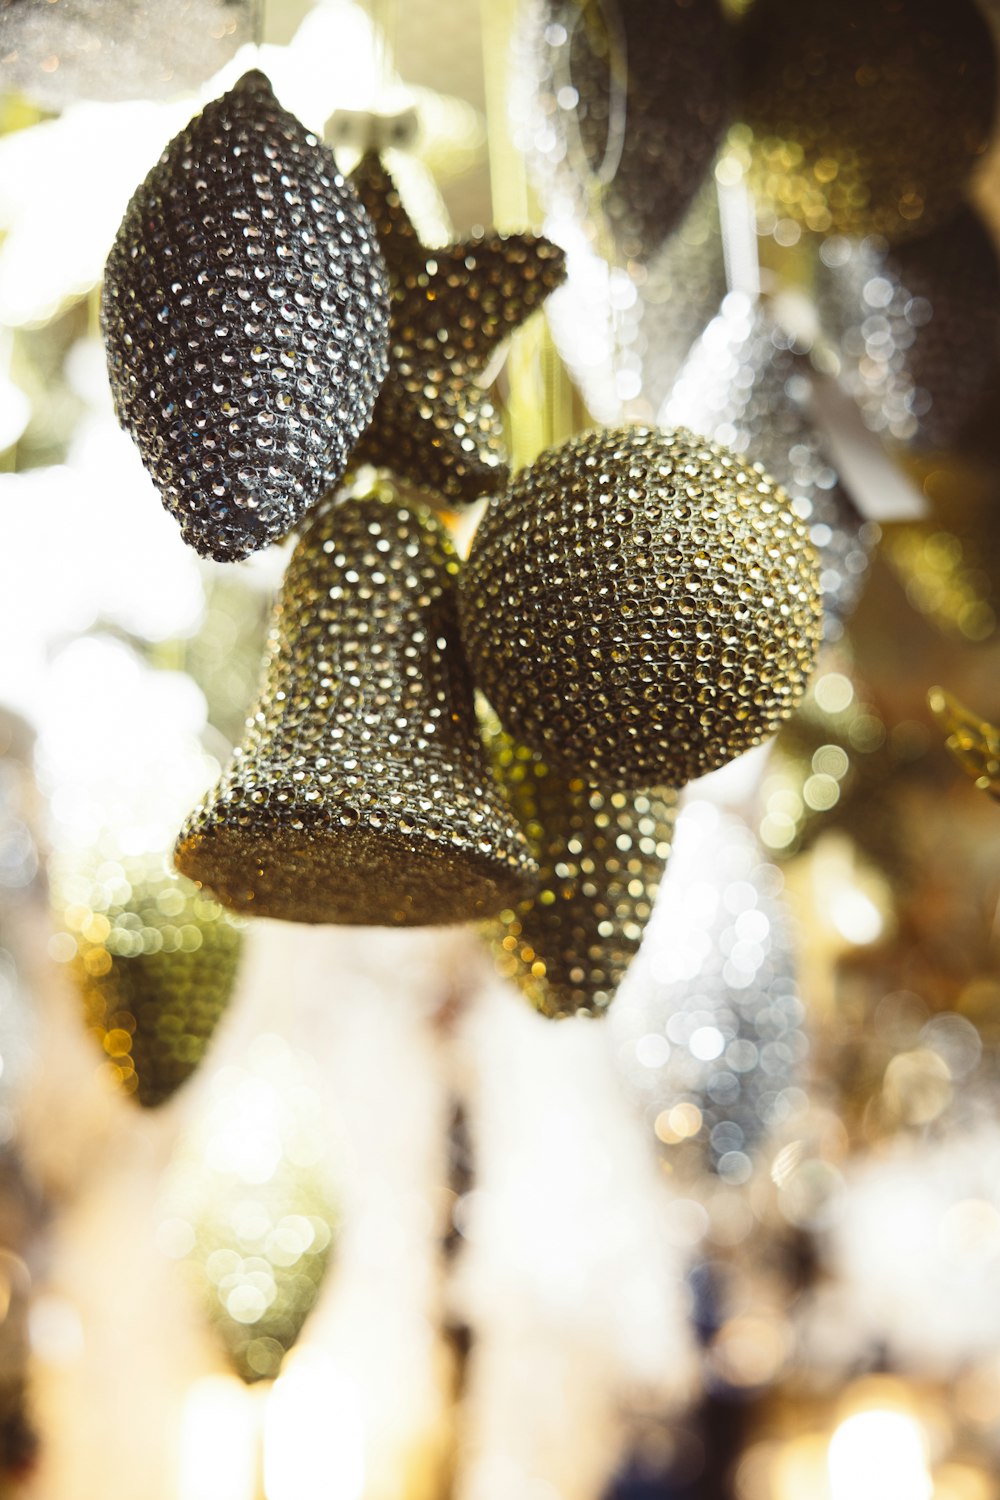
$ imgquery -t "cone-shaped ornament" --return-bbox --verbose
[459,426,823,790]
[101,71,389,561]
[52,850,242,1108]
[175,494,539,924]
[484,722,678,1019]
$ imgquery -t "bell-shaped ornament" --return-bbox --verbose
[175,494,539,925]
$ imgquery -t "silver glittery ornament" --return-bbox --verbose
[816,209,1000,452]
[663,294,873,640]
[610,801,808,1183]
[175,493,539,925]
[102,71,390,562]
[459,426,822,790]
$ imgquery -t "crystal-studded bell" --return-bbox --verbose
[101,71,389,562]
[52,851,242,1108]
[663,293,873,641]
[816,209,1000,453]
[737,0,997,243]
[483,723,678,1019]
[459,426,823,791]
[175,494,539,925]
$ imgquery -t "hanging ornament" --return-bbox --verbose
[737,0,998,242]
[175,492,539,925]
[663,293,873,641]
[0,0,253,109]
[101,71,390,562]
[610,801,808,1185]
[51,850,243,1108]
[459,426,823,790]
[483,722,678,1019]
[347,153,566,507]
[513,0,732,263]
[930,689,1000,801]
[816,209,1000,452]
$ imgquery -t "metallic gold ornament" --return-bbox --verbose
[817,209,1000,452]
[52,851,242,1108]
[514,0,732,262]
[102,71,390,562]
[459,426,823,789]
[663,294,873,641]
[738,0,998,242]
[175,494,539,925]
[930,688,1000,800]
[348,152,566,507]
[484,723,678,1018]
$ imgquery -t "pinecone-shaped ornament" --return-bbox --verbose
[102,71,390,561]
[175,493,539,925]
[459,426,823,789]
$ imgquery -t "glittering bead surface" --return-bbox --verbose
[484,724,678,1019]
[459,426,823,790]
[817,210,1000,452]
[175,494,539,925]
[737,0,997,242]
[52,852,242,1108]
[101,71,390,561]
[663,295,872,641]
[349,153,566,507]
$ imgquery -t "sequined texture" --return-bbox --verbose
[514,0,732,262]
[349,153,566,507]
[459,426,823,790]
[175,494,539,925]
[663,295,872,641]
[817,210,1000,452]
[53,852,242,1108]
[484,724,678,1019]
[611,804,807,1184]
[102,71,390,561]
[737,0,998,242]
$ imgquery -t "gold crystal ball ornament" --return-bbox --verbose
[738,0,998,242]
[175,494,539,925]
[459,427,822,790]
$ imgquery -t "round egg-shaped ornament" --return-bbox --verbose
[459,426,822,790]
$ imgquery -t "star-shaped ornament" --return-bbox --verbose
[349,151,567,506]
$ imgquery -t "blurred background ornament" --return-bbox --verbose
[348,152,566,507]
[663,291,874,643]
[102,70,390,561]
[930,688,1000,800]
[610,800,809,1186]
[460,425,823,788]
[482,721,678,1019]
[816,208,1000,452]
[0,0,253,109]
[176,492,539,925]
[50,850,243,1108]
[737,0,998,242]
[513,0,732,264]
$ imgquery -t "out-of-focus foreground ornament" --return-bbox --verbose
[663,293,872,642]
[483,722,678,1019]
[459,425,823,789]
[175,493,539,925]
[52,850,242,1107]
[737,0,998,241]
[102,71,390,562]
[514,0,732,263]
[348,152,566,507]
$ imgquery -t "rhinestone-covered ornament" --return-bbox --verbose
[738,0,998,242]
[663,294,873,641]
[101,71,390,561]
[175,494,539,925]
[816,210,1000,452]
[484,723,678,1019]
[349,153,566,507]
[459,427,823,790]
[53,851,242,1108]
